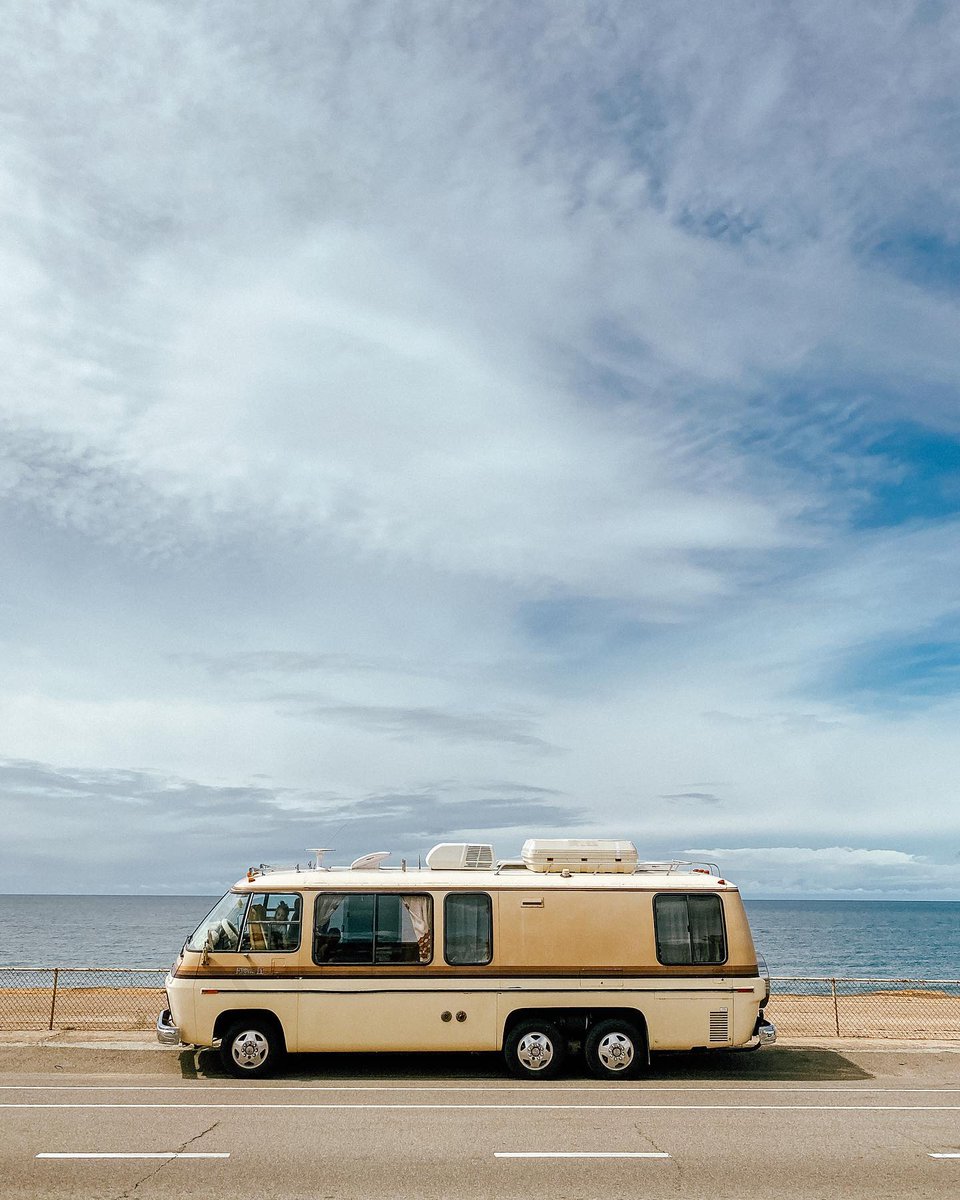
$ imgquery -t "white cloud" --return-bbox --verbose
[685,846,960,898]
[1,3,960,895]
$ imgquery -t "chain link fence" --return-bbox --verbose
[768,977,960,1039]
[1,968,959,1038]
[0,968,167,1031]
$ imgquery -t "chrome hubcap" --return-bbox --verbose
[597,1032,634,1072]
[232,1030,269,1069]
[516,1032,555,1072]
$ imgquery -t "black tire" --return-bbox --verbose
[504,1019,566,1080]
[584,1018,645,1079]
[219,1018,285,1079]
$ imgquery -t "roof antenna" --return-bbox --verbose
[306,848,333,870]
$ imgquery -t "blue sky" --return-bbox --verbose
[2,1,960,897]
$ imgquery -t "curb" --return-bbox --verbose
[1,1032,958,1054]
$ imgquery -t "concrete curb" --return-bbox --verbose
[1,1030,958,1057]
[0,1031,165,1048]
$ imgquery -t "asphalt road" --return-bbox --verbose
[2,1044,959,1199]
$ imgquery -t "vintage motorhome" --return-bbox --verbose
[158,839,775,1078]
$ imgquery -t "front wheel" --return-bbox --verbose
[504,1019,566,1080]
[584,1019,645,1079]
[219,1019,285,1079]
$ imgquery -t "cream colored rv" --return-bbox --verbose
[158,838,775,1079]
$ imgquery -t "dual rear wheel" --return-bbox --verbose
[504,1017,645,1081]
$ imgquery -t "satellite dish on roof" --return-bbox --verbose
[350,851,390,870]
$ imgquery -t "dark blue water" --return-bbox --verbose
[745,900,960,979]
[0,895,958,979]
[0,895,217,969]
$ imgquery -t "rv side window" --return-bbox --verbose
[444,893,493,965]
[313,893,433,965]
[186,892,249,953]
[654,894,726,965]
[240,892,302,952]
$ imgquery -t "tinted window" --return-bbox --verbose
[313,893,433,965]
[240,892,302,952]
[654,894,726,964]
[444,893,492,965]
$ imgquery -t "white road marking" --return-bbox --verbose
[930,1153,960,1158]
[36,1153,229,1160]
[496,1151,670,1159]
[4,1102,960,1111]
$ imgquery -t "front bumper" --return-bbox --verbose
[156,1008,181,1046]
[755,1017,777,1046]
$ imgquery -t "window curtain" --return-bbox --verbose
[315,894,345,930]
[401,896,432,962]
[445,895,491,964]
[313,894,347,963]
[655,895,690,964]
[687,895,724,963]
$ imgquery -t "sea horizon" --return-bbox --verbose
[1,894,958,979]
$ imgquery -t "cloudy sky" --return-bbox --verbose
[3,1,960,898]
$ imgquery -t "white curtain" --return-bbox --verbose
[401,896,432,962]
[315,894,345,930]
[313,894,347,963]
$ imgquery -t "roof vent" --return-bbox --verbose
[521,838,639,874]
[425,843,495,871]
[350,851,390,870]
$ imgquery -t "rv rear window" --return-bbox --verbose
[444,893,492,965]
[653,894,726,965]
[312,893,433,965]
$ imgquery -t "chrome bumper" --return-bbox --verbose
[156,1008,181,1046]
[756,1017,777,1046]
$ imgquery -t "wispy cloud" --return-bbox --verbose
[176,651,431,679]
[660,792,723,806]
[686,846,960,899]
[2,3,960,895]
[0,756,581,890]
[270,697,562,753]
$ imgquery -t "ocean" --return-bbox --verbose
[1,895,958,979]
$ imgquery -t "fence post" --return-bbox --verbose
[831,977,840,1037]
[48,968,59,1031]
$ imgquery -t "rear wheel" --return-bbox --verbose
[504,1019,566,1080]
[219,1019,284,1079]
[584,1018,645,1079]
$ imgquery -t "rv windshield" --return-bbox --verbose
[187,892,249,953]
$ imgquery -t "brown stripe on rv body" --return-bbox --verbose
[177,960,758,979]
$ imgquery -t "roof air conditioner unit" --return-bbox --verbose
[521,838,639,874]
[425,843,495,870]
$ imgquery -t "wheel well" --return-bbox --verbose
[502,1007,648,1047]
[213,1008,287,1050]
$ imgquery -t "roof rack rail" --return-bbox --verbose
[634,859,720,876]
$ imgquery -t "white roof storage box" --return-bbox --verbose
[521,838,639,874]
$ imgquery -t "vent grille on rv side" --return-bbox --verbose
[709,1010,730,1043]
